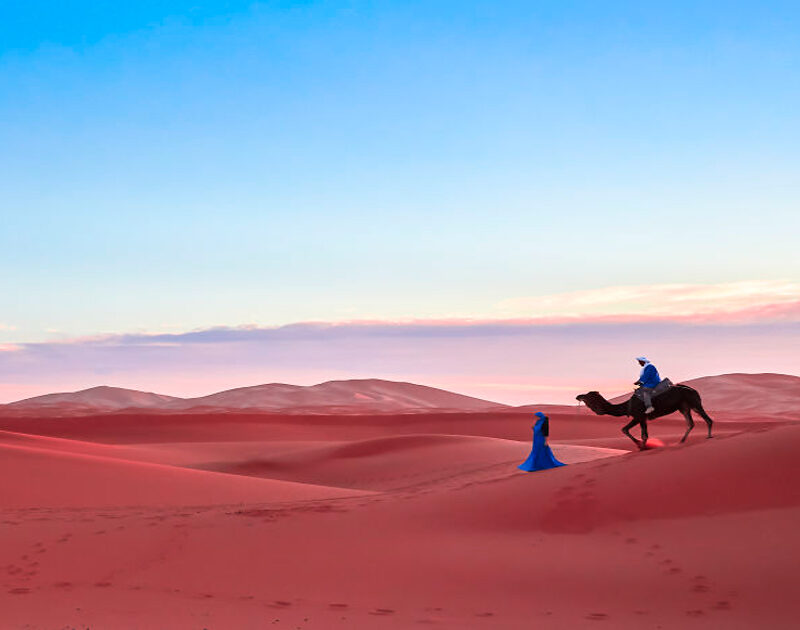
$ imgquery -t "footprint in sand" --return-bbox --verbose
[713,601,732,610]
[94,581,112,588]
[691,575,710,591]
[369,608,396,615]
[8,587,31,595]
[585,612,608,621]
[53,582,73,589]
[329,603,349,609]
[686,609,705,617]
[270,600,292,608]
[475,612,494,617]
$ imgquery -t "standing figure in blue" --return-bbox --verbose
[518,412,565,472]
[634,356,661,414]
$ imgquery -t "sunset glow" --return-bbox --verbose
[1,1,797,403]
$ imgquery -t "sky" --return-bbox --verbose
[1,1,798,403]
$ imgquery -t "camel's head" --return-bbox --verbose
[576,391,607,414]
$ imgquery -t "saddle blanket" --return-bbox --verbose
[635,377,674,400]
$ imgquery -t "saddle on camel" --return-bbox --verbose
[576,358,714,450]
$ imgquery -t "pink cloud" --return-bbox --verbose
[494,280,800,323]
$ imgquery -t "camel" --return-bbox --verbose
[576,385,713,450]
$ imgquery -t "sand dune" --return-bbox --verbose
[680,373,800,416]
[4,378,507,416]
[8,385,182,412]
[0,384,797,628]
[0,436,367,509]
[176,434,624,491]
[0,428,623,494]
[399,425,800,533]
[5,374,796,422]
[170,378,507,413]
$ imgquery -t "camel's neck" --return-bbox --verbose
[595,396,629,417]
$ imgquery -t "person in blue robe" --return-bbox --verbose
[518,412,565,472]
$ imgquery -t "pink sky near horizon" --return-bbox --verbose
[1,312,797,405]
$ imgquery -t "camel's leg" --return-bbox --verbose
[679,405,694,443]
[622,418,643,450]
[694,403,714,438]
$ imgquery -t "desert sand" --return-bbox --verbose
[0,375,798,629]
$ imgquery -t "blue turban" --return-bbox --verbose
[534,411,547,420]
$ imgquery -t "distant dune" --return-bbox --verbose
[2,378,507,416]
[167,379,508,413]
[679,373,800,416]
[4,373,797,418]
[7,385,182,413]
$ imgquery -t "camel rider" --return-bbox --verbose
[634,356,660,414]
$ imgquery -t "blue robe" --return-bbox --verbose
[518,417,565,472]
[638,363,661,388]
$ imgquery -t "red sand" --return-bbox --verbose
[1,401,798,628]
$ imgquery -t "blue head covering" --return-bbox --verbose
[534,411,547,420]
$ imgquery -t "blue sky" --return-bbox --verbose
[0,2,798,401]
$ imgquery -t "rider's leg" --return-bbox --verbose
[642,388,654,414]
